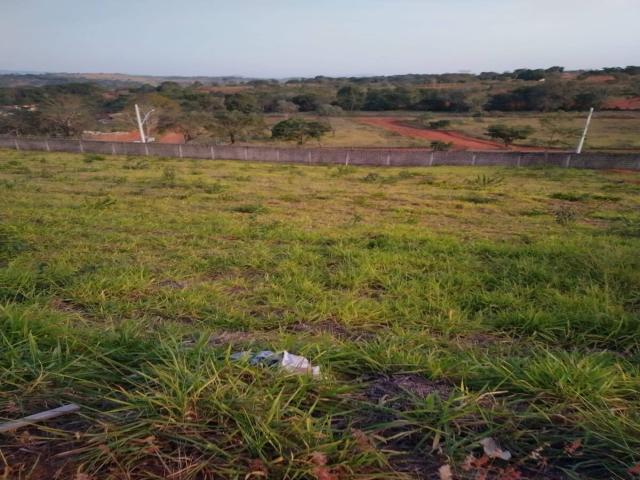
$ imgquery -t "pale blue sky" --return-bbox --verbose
[1,0,639,77]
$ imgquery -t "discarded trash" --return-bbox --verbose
[438,464,453,480]
[231,350,321,377]
[0,403,80,434]
[479,437,512,461]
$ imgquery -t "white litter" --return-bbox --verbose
[479,437,512,461]
[231,350,321,377]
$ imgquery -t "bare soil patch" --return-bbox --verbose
[358,117,545,151]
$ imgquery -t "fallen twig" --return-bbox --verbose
[0,404,80,433]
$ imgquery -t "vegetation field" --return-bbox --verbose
[1,149,640,479]
[253,112,640,151]
[400,112,640,151]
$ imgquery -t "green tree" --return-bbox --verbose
[0,109,45,136]
[210,111,265,144]
[224,93,260,113]
[271,118,331,144]
[336,85,365,111]
[487,124,535,146]
[162,111,213,142]
[291,94,321,112]
[539,117,580,149]
[273,100,299,115]
[40,95,94,137]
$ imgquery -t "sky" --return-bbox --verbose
[1,0,639,78]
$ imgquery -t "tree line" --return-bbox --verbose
[0,66,638,142]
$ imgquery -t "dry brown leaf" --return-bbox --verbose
[564,439,582,455]
[73,474,93,480]
[497,466,522,480]
[462,454,490,472]
[461,454,476,472]
[438,464,453,480]
[311,451,328,466]
[479,437,512,461]
[351,428,375,452]
[245,459,268,479]
[310,452,338,480]
[312,465,338,480]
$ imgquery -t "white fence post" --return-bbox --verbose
[178,144,183,158]
[79,140,84,153]
[14,138,20,151]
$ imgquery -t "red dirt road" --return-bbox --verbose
[358,117,546,151]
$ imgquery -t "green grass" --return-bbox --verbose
[1,149,639,479]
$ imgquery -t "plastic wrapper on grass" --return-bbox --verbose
[231,350,322,377]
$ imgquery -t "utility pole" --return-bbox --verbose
[135,104,146,144]
[576,107,594,154]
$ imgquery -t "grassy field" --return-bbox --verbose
[417,112,640,151]
[1,149,640,479]
[258,112,640,151]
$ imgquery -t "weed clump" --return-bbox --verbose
[160,166,178,187]
[554,205,577,225]
[469,174,504,188]
[550,192,589,202]
[232,203,268,214]
[362,172,381,183]
[83,154,106,163]
[0,225,28,265]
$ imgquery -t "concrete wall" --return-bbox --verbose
[1,135,639,170]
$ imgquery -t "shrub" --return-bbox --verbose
[429,120,451,130]
[160,166,177,187]
[271,118,331,144]
[487,124,535,146]
[431,140,453,151]
[554,206,577,225]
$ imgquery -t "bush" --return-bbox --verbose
[271,118,331,144]
[487,124,535,146]
[431,141,453,151]
[429,120,451,130]
[554,206,577,225]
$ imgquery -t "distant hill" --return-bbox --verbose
[0,72,255,88]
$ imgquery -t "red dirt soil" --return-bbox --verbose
[358,117,544,151]
[603,97,640,110]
